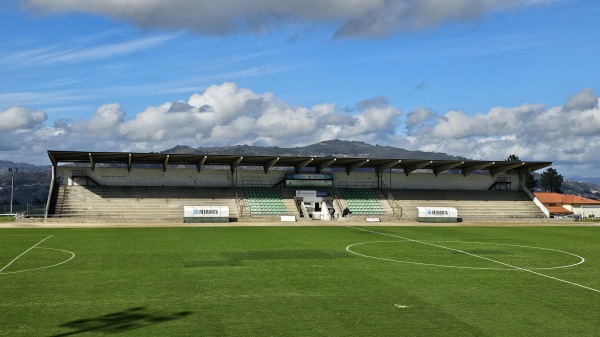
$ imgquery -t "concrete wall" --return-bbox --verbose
[57,167,232,187]
[332,171,379,188]
[56,166,520,191]
[333,171,518,190]
[237,169,286,187]
[571,205,600,218]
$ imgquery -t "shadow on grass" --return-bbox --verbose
[50,307,191,337]
[186,249,350,267]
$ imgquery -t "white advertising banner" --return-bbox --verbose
[184,206,230,218]
[417,207,458,218]
[295,190,317,198]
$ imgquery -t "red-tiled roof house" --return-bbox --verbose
[534,192,600,218]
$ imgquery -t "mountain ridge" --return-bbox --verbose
[161,139,468,160]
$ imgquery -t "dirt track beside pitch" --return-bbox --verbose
[1,218,590,228]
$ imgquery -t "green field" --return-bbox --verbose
[1,225,599,336]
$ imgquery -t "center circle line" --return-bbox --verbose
[345,240,585,271]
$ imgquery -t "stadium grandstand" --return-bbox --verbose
[44,150,553,223]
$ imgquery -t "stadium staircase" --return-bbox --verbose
[50,185,239,222]
[389,189,545,220]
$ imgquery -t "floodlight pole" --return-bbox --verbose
[9,168,18,214]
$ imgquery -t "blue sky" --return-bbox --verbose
[1,0,600,177]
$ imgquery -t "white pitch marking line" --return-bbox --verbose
[0,248,75,275]
[347,226,600,294]
[0,235,52,274]
[347,240,585,270]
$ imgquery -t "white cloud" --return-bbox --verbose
[118,82,401,146]
[1,34,178,67]
[407,107,433,127]
[431,104,543,139]
[83,103,126,135]
[23,0,552,38]
[46,34,180,64]
[1,84,600,177]
[563,88,599,112]
[406,88,600,173]
[0,106,47,131]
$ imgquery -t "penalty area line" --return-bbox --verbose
[0,235,53,274]
[346,226,600,294]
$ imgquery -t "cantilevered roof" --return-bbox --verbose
[47,150,552,176]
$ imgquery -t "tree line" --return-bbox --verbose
[506,155,563,193]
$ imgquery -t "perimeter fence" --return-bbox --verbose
[0,204,45,217]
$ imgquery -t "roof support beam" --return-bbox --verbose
[433,161,464,176]
[516,162,551,175]
[88,153,96,171]
[45,151,554,181]
[489,162,524,176]
[230,156,243,174]
[461,162,494,177]
[47,151,57,167]
[404,160,432,176]
[162,155,170,173]
[294,158,313,174]
[263,157,279,174]
[376,160,401,173]
[346,159,369,175]
[197,155,207,173]
[317,158,336,173]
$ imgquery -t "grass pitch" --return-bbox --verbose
[1,225,599,336]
